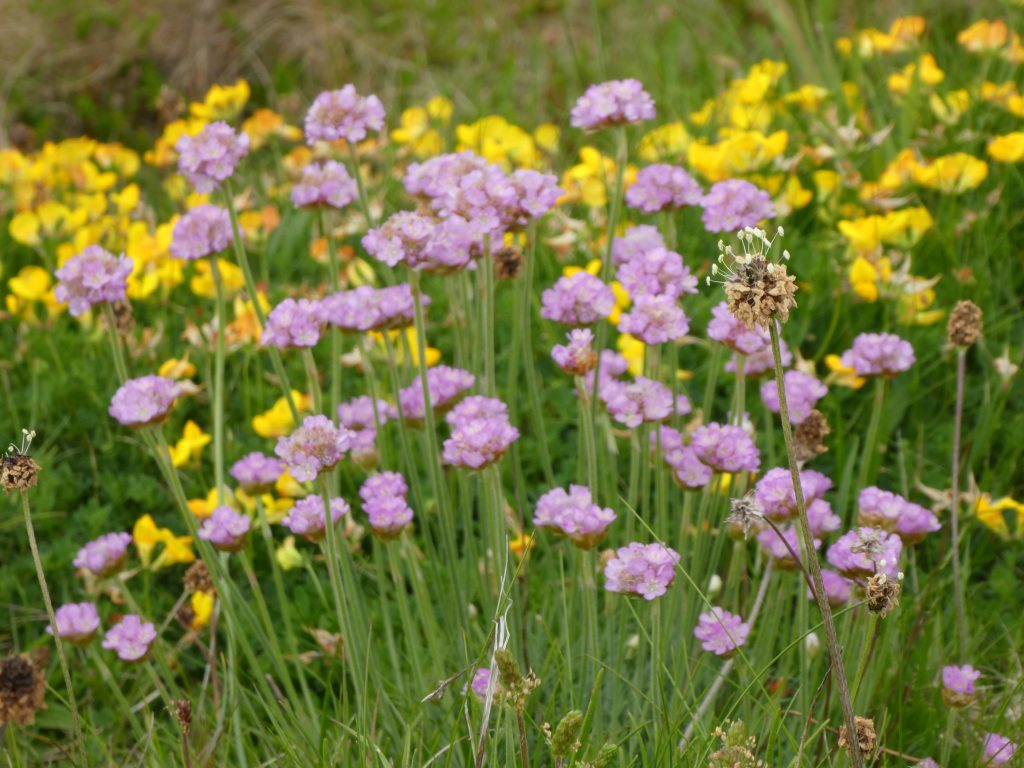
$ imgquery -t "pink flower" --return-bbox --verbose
[690,423,760,473]
[47,603,101,646]
[694,608,750,657]
[839,332,915,377]
[102,615,156,662]
[604,542,680,600]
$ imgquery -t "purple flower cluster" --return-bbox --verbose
[109,375,179,427]
[102,615,157,662]
[604,542,680,600]
[291,160,359,209]
[941,664,980,708]
[840,332,915,377]
[362,211,475,274]
[626,164,703,213]
[616,246,697,300]
[360,472,414,538]
[707,301,771,356]
[469,667,497,701]
[612,225,665,267]
[338,396,394,469]
[618,294,690,344]
[304,85,385,144]
[760,370,828,424]
[176,122,249,193]
[230,452,284,492]
[731,336,791,375]
[813,570,853,606]
[983,733,1018,766]
[404,151,493,199]
[199,506,251,552]
[533,484,616,549]
[321,284,424,332]
[551,329,598,376]
[570,79,656,130]
[47,603,101,645]
[282,495,349,542]
[73,532,132,577]
[654,427,713,490]
[275,414,354,482]
[690,423,761,473]
[754,467,832,522]
[170,204,233,260]
[694,608,750,657]
[858,487,940,543]
[442,396,519,470]
[757,525,807,569]
[602,376,673,428]
[700,179,775,233]
[54,245,133,316]
[541,272,616,326]
[260,298,326,349]
[826,527,903,579]
[398,366,475,424]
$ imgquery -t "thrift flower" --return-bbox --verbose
[176,121,249,193]
[54,245,133,316]
[275,414,354,481]
[602,376,673,428]
[707,301,771,356]
[533,484,616,549]
[612,225,665,267]
[322,284,424,332]
[759,370,828,424]
[291,160,358,209]
[541,272,616,326]
[941,664,980,708]
[169,204,233,260]
[701,179,775,233]
[198,506,251,551]
[551,329,598,376]
[754,467,833,521]
[625,163,703,212]
[46,603,100,646]
[304,85,385,144]
[108,376,179,427]
[363,211,476,273]
[260,298,325,349]
[826,527,903,579]
[281,495,349,543]
[102,615,157,662]
[655,428,713,490]
[982,734,1017,766]
[616,246,697,299]
[442,396,519,470]
[617,294,690,344]
[604,542,680,599]
[810,570,853,607]
[570,79,656,130]
[398,366,475,424]
[694,608,750,657]
[360,472,414,538]
[839,333,915,377]
[691,423,761,473]
[229,452,284,492]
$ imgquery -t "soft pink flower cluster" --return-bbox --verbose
[54,245,133,316]
[570,79,656,130]
[690,423,761,473]
[176,122,249,193]
[694,607,750,657]
[260,298,326,349]
[282,495,349,542]
[199,506,251,552]
[541,272,616,326]
[858,487,940,543]
[275,414,354,482]
[305,85,385,144]
[604,542,680,600]
[360,472,414,538]
[533,484,616,549]
[108,376,179,427]
[759,370,828,424]
[840,332,915,377]
[442,396,519,470]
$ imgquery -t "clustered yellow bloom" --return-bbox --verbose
[835,16,927,58]
[559,147,637,208]
[252,391,312,439]
[975,494,1024,540]
[133,514,196,570]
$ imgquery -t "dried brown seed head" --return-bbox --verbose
[493,245,524,280]
[794,410,830,463]
[865,573,901,617]
[838,716,876,756]
[0,650,47,727]
[183,562,214,594]
[1,455,41,493]
[947,300,983,347]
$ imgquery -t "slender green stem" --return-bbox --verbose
[950,348,969,659]
[346,142,374,227]
[576,376,599,491]
[102,302,130,383]
[481,236,496,396]
[209,256,227,505]
[769,320,864,768]
[302,348,323,416]
[320,210,344,420]
[857,377,886,493]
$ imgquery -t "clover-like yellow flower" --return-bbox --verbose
[988,132,1024,164]
[190,258,245,299]
[133,515,196,569]
[911,153,988,194]
[848,256,892,302]
[958,19,1010,53]
[190,79,250,121]
[456,115,538,170]
[975,494,1024,539]
[637,122,691,162]
[189,590,215,630]
[242,109,302,149]
[825,355,866,389]
[559,147,637,208]
[887,53,945,95]
[275,536,304,571]
[252,391,311,438]
[169,420,212,468]
[158,357,198,380]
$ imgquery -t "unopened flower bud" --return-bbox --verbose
[550,710,583,758]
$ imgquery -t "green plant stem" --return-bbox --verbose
[481,235,496,396]
[209,256,227,505]
[517,226,554,484]
[319,210,344,420]
[770,320,864,768]
[950,348,969,659]
[20,490,85,762]
[346,143,374,227]
[857,377,886,493]
[576,376,599,491]
[102,302,130,382]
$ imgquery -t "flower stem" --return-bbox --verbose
[346,142,374,228]
[770,320,864,768]
[950,348,969,659]
[857,378,886,493]
[319,210,344,421]
[209,256,227,505]
[102,302,130,383]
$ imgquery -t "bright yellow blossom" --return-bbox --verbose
[911,153,988,194]
[617,334,646,377]
[133,514,196,569]
[848,256,892,302]
[158,358,198,379]
[533,123,560,155]
[637,122,691,161]
[253,391,311,438]
[987,133,1024,164]
[242,109,302,149]
[190,79,250,121]
[189,590,215,630]
[188,487,235,519]
[559,147,637,208]
[456,115,538,169]
[275,469,308,499]
[825,355,866,389]
[887,53,945,95]
[975,494,1024,539]
[190,258,245,299]
[372,327,441,367]
[929,90,970,124]
[235,490,294,524]
[687,130,788,183]
[391,106,446,158]
[6,266,63,320]
[169,420,212,467]
[957,19,1010,52]
[275,537,305,571]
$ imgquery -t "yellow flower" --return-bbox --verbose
[133,514,197,570]
[929,90,970,124]
[988,132,1024,163]
[559,147,636,208]
[958,19,1010,52]
[533,123,560,154]
[188,487,235,519]
[6,266,63,320]
[158,357,197,379]
[275,469,308,499]
[153,533,196,569]
[227,291,271,346]
[775,176,812,216]
[687,129,788,183]
[509,532,535,558]
[145,117,208,167]
[825,354,866,389]
[456,115,538,169]
[236,490,294,523]
[275,537,304,571]
[813,170,840,197]
[637,122,691,161]
[848,256,892,302]
[371,328,441,367]
[169,420,212,467]
[617,334,646,377]
[782,84,829,111]
[190,258,245,299]
[189,590,215,630]
[252,391,311,438]
[911,153,988,194]
[190,79,250,121]
[887,53,945,95]
[242,109,302,149]
[837,207,932,253]
[132,514,164,567]
[975,494,1024,539]
[391,106,445,158]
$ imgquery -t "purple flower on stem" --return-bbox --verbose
[398,366,475,424]
[541,272,616,326]
[102,615,156,662]
[694,608,750,657]
[690,423,760,473]
[604,542,680,599]
[73,532,132,577]
[701,179,775,233]
[176,122,249,193]
[982,733,1018,766]
[626,164,703,213]
[807,498,841,536]
[602,376,673,428]
[469,667,499,701]
[54,245,132,316]
[169,204,233,260]
[304,85,385,144]
[808,569,853,607]
[533,485,616,549]
[839,333,915,377]
[229,452,284,492]
[707,301,771,356]
[612,225,665,267]
[337,396,397,430]
[731,337,791,375]
[291,160,359,209]
[282,495,349,543]
[362,211,476,273]
[321,284,425,332]
[260,298,325,349]
[570,79,656,130]
[442,397,519,470]
[275,414,354,482]
[616,246,697,299]
[941,664,980,708]
[760,370,828,424]
[199,506,251,552]
[404,151,493,200]
[826,527,903,579]
[895,501,941,544]
[47,603,101,646]
[552,329,598,376]
[757,525,809,570]
[109,376,179,427]
[617,294,690,344]
[360,472,414,538]
[754,467,832,522]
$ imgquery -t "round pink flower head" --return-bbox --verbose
[399,366,475,425]
[857,486,909,531]
[732,336,791,376]
[305,85,385,145]
[941,664,981,708]
[109,376,179,428]
[404,151,492,200]
[275,414,354,482]
[701,179,775,233]
[169,204,233,260]
[760,370,828,424]
[468,667,501,702]
[707,301,771,356]
[806,498,841,537]
[199,505,251,552]
[362,211,476,274]
[260,298,325,349]
[839,332,915,377]
[754,467,832,522]
[694,607,750,657]
[533,484,616,550]
[552,328,598,376]
[617,293,690,345]
[229,452,283,493]
[612,225,665,267]
[658,429,713,490]
[604,542,680,600]
[570,79,656,130]
[176,121,249,193]
[47,602,101,646]
[337,395,397,431]
[826,526,902,579]
[626,163,704,213]
[541,272,616,326]
[602,376,674,429]
[102,615,157,662]
[321,284,424,332]
[690,423,761,474]
[360,472,414,539]
[442,396,520,470]
[982,733,1018,766]
[895,499,941,544]
[808,569,853,607]
[756,525,808,571]
[291,160,358,209]
[54,245,133,317]
[615,245,698,300]
[282,495,349,543]
[73,532,132,577]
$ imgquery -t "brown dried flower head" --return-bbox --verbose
[172,699,192,736]
[947,300,983,348]
[794,410,830,463]
[1,430,40,493]
[0,648,48,727]
[865,572,902,617]
[493,244,524,280]
[710,227,797,330]
[725,492,765,541]
[183,561,214,594]
[838,716,876,757]
[110,299,135,335]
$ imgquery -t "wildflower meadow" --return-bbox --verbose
[3,3,1024,766]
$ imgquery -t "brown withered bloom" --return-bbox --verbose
[1,430,41,493]
[725,493,765,541]
[171,699,192,736]
[838,716,876,757]
[947,300,983,348]
[493,245,524,280]
[0,649,48,727]
[710,227,797,330]
[865,572,901,617]
[794,410,830,463]
[109,299,135,335]
[183,561,214,594]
